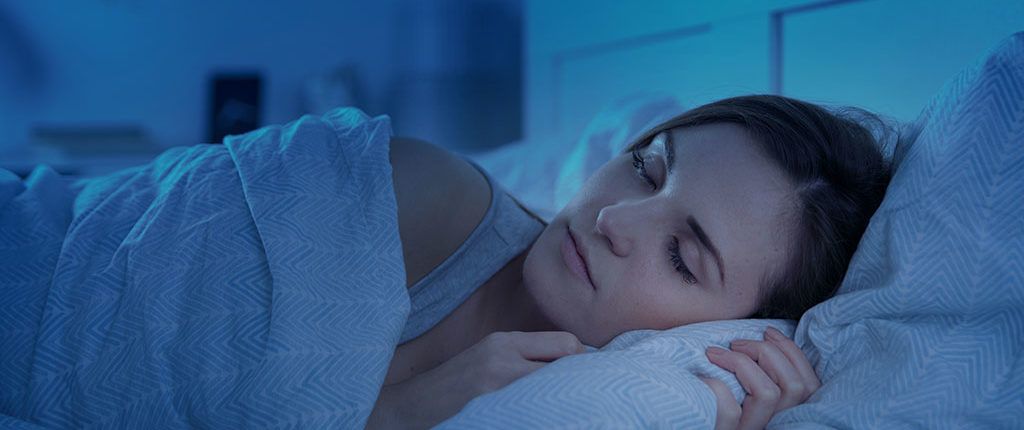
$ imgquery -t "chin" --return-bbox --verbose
[522,227,573,326]
[521,232,558,316]
[522,219,616,347]
[522,257,594,345]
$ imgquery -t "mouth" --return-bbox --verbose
[561,226,596,290]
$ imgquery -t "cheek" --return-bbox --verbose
[605,264,688,324]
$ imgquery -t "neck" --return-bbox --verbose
[475,251,558,336]
[383,249,558,386]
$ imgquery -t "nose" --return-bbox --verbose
[595,202,638,257]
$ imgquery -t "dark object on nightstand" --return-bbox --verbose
[207,74,262,143]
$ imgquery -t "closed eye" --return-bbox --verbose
[632,146,657,190]
[669,238,698,285]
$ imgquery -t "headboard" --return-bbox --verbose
[524,0,1024,144]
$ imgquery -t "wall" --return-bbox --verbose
[525,0,1024,144]
[782,0,1024,122]
[0,0,521,173]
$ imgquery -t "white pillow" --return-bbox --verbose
[775,32,1024,428]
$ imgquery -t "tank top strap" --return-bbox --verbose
[400,161,545,344]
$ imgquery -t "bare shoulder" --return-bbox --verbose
[389,136,492,287]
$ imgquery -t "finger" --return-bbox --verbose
[497,331,587,362]
[707,346,779,430]
[699,377,740,430]
[765,327,821,392]
[730,339,807,411]
[503,352,552,388]
[473,348,547,393]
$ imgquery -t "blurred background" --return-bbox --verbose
[1,0,1021,177]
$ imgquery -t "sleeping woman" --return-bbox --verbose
[0,94,891,429]
[370,95,892,429]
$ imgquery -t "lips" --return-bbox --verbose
[561,226,595,289]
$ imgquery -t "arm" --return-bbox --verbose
[366,331,586,430]
[388,136,491,287]
[378,138,587,428]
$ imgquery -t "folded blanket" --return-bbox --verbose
[0,108,407,428]
[440,319,795,429]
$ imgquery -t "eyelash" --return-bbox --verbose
[669,239,699,285]
[631,146,657,190]
[630,147,697,285]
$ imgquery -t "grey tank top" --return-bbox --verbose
[399,163,546,344]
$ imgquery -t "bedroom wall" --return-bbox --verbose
[0,0,521,175]
[6,0,1021,176]
[525,0,1024,144]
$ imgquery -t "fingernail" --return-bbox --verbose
[731,339,750,348]
[706,347,724,357]
[765,327,783,341]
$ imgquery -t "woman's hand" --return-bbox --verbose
[700,327,820,430]
[366,331,586,430]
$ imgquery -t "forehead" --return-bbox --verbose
[659,123,788,189]
[661,123,797,287]
[662,123,761,164]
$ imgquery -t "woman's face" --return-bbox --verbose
[523,122,798,346]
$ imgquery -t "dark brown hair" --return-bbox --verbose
[626,95,894,320]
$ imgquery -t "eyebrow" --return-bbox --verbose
[659,132,726,285]
[687,216,726,285]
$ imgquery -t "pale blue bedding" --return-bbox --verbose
[1,108,408,428]
[772,31,1024,428]
[440,320,795,428]
[2,31,1022,429]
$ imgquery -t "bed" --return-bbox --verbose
[451,31,1024,428]
[1,32,1022,430]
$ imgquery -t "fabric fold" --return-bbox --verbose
[1,108,407,429]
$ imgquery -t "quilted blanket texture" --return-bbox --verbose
[4,28,1023,426]
[1,108,408,429]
